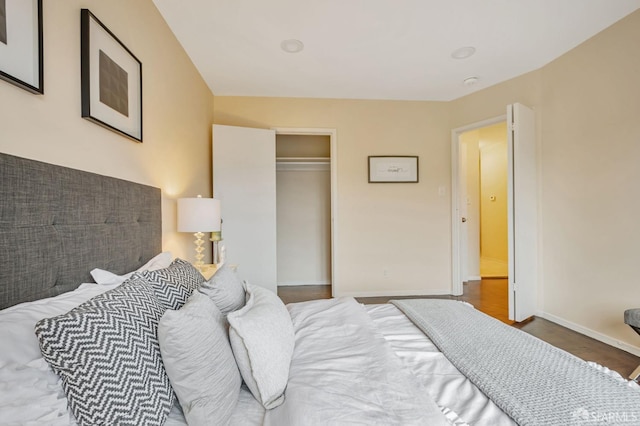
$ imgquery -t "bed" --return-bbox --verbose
[1,152,639,426]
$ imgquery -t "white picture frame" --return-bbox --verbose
[368,156,419,183]
[0,0,43,94]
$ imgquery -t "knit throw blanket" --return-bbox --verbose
[391,299,640,426]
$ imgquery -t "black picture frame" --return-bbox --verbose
[368,156,419,183]
[0,0,44,94]
[81,9,142,142]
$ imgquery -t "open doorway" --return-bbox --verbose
[452,103,538,323]
[275,134,332,295]
[273,128,338,301]
[459,122,509,322]
[460,122,508,279]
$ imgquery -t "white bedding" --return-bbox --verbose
[367,304,516,426]
[267,298,450,425]
[0,288,513,426]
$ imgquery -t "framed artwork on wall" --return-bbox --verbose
[368,156,419,183]
[81,9,142,142]
[0,0,44,94]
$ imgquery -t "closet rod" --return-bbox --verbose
[275,156,330,163]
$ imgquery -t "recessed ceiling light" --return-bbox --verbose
[281,39,304,53]
[451,46,476,59]
[463,76,479,86]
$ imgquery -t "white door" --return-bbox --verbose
[213,124,277,293]
[507,103,537,321]
[459,143,469,282]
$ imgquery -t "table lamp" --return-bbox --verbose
[177,195,221,269]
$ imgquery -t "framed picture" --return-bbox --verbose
[0,0,43,94]
[81,9,142,142]
[368,156,419,183]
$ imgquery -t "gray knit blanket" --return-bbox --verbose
[391,299,640,426]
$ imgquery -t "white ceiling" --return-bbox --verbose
[152,0,640,101]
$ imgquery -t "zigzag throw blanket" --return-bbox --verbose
[391,299,640,426]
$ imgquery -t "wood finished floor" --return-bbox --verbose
[278,280,640,378]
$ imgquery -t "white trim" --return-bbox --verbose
[337,289,452,298]
[451,133,461,295]
[277,280,331,286]
[273,127,338,298]
[466,275,482,281]
[537,311,640,358]
[451,115,506,296]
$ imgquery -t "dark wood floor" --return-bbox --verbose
[278,280,640,378]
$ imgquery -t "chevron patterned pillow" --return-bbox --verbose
[141,258,204,310]
[35,276,175,426]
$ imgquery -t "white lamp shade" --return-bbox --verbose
[177,198,221,232]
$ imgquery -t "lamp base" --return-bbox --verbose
[193,231,205,268]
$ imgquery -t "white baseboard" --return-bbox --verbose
[336,289,451,298]
[277,281,331,287]
[537,311,640,358]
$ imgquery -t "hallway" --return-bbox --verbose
[461,278,510,323]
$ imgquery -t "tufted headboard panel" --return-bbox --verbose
[0,153,162,309]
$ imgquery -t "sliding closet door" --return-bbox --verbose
[213,125,277,293]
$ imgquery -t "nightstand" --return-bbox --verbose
[199,264,220,280]
[198,263,238,280]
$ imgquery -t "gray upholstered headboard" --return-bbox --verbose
[0,153,162,309]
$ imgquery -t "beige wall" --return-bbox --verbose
[538,10,640,351]
[215,98,452,296]
[450,70,542,129]
[450,10,640,353]
[0,0,213,262]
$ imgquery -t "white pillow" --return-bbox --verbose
[198,263,246,315]
[158,291,241,425]
[227,284,294,409]
[90,251,172,285]
[0,283,118,367]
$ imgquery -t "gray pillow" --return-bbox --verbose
[35,276,174,426]
[158,291,241,426]
[227,283,294,409]
[141,258,204,310]
[199,263,245,314]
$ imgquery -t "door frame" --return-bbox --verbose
[273,127,338,297]
[450,115,505,296]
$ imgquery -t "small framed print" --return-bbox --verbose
[368,156,419,183]
[0,0,44,94]
[81,9,142,142]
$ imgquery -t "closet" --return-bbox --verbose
[276,135,332,289]
[212,124,335,294]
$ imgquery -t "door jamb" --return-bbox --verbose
[450,116,505,295]
[273,127,338,298]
